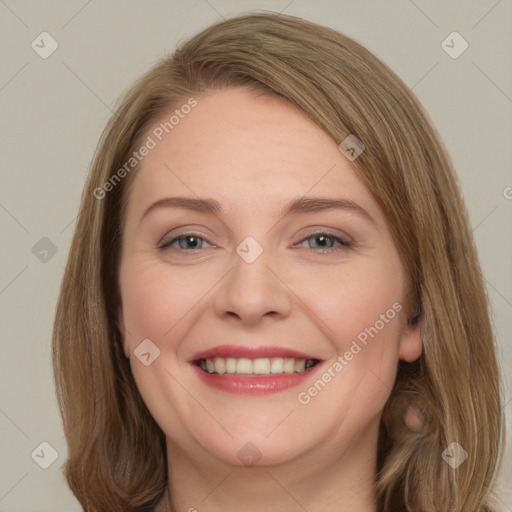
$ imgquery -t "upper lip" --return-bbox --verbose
[190,345,321,362]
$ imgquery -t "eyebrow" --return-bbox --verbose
[142,196,375,224]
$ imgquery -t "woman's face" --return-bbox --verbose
[117,87,421,468]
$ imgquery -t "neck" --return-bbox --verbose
[156,422,379,512]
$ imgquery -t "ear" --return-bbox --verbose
[398,315,422,362]
[116,303,130,358]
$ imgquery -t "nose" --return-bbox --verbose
[213,246,293,326]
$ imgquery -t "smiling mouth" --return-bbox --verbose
[195,357,320,376]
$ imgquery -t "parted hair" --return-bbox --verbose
[52,12,504,511]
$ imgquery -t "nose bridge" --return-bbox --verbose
[214,237,292,323]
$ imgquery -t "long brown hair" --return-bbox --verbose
[52,12,504,511]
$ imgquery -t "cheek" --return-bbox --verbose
[293,254,406,348]
[291,253,405,412]
[119,256,215,345]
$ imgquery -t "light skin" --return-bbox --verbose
[117,87,422,512]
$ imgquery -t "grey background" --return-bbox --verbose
[1,1,511,510]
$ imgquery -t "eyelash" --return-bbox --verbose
[159,231,352,253]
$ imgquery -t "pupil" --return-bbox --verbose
[182,236,200,249]
[315,235,330,248]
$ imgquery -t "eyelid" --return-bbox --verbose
[294,230,352,249]
[158,230,216,249]
[158,229,353,254]
[295,225,352,242]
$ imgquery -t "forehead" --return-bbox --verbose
[126,87,379,222]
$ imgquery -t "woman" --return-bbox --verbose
[52,12,504,512]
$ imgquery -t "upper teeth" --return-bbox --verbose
[198,357,316,375]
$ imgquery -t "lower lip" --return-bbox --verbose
[192,364,322,394]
